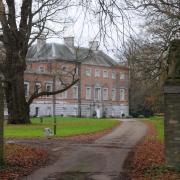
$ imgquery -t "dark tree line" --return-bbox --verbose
[122,0,180,116]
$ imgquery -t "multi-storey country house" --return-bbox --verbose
[25,37,129,118]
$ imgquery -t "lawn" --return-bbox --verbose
[4,116,119,138]
[147,116,164,140]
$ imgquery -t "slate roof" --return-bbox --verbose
[26,43,75,61]
[26,43,118,67]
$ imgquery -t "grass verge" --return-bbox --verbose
[129,116,180,180]
[147,116,164,140]
[5,117,119,138]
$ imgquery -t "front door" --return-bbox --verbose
[96,105,101,118]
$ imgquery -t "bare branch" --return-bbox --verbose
[27,78,79,105]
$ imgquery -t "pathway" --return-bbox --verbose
[23,119,147,180]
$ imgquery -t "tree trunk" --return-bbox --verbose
[4,53,30,124]
[0,76,4,166]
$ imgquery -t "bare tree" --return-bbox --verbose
[130,0,180,62]
[115,0,180,117]
[76,0,134,50]
[0,74,4,165]
[126,0,180,84]
[133,0,180,22]
[123,37,165,116]
[0,0,77,124]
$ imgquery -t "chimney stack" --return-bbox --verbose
[64,36,74,49]
[89,41,99,51]
[37,35,46,52]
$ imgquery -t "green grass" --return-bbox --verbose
[4,116,119,138]
[147,116,164,140]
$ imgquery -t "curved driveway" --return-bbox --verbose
[23,119,147,180]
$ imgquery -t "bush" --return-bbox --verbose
[154,113,164,117]
[138,115,145,118]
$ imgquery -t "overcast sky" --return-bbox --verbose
[49,5,144,60]
[14,0,144,59]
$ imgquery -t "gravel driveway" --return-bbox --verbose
[23,119,147,180]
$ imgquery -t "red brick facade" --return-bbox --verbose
[25,40,129,117]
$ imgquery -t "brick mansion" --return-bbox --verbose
[24,37,129,118]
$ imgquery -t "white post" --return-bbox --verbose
[53,75,56,135]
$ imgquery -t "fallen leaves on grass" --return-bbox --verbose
[130,121,180,180]
[0,144,48,180]
[131,139,165,179]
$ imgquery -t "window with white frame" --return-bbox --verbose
[86,87,91,99]
[76,66,79,75]
[120,88,125,101]
[112,89,116,101]
[45,83,52,97]
[103,70,108,78]
[95,69,100,77]
[39,66,45,73]
[86,68,91,77]
[112,71,116,79]
[34,83,41,94]
[73,86,78,99]
[59,91,67,99]
[24,82,29,97]
[103,88,108,100]
[94,87,101,101]
[120,72,125,80]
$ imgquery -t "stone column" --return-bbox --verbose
[164,39,180,170]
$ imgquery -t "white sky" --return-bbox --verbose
[14,0,144,59]
[48,4,143,60]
